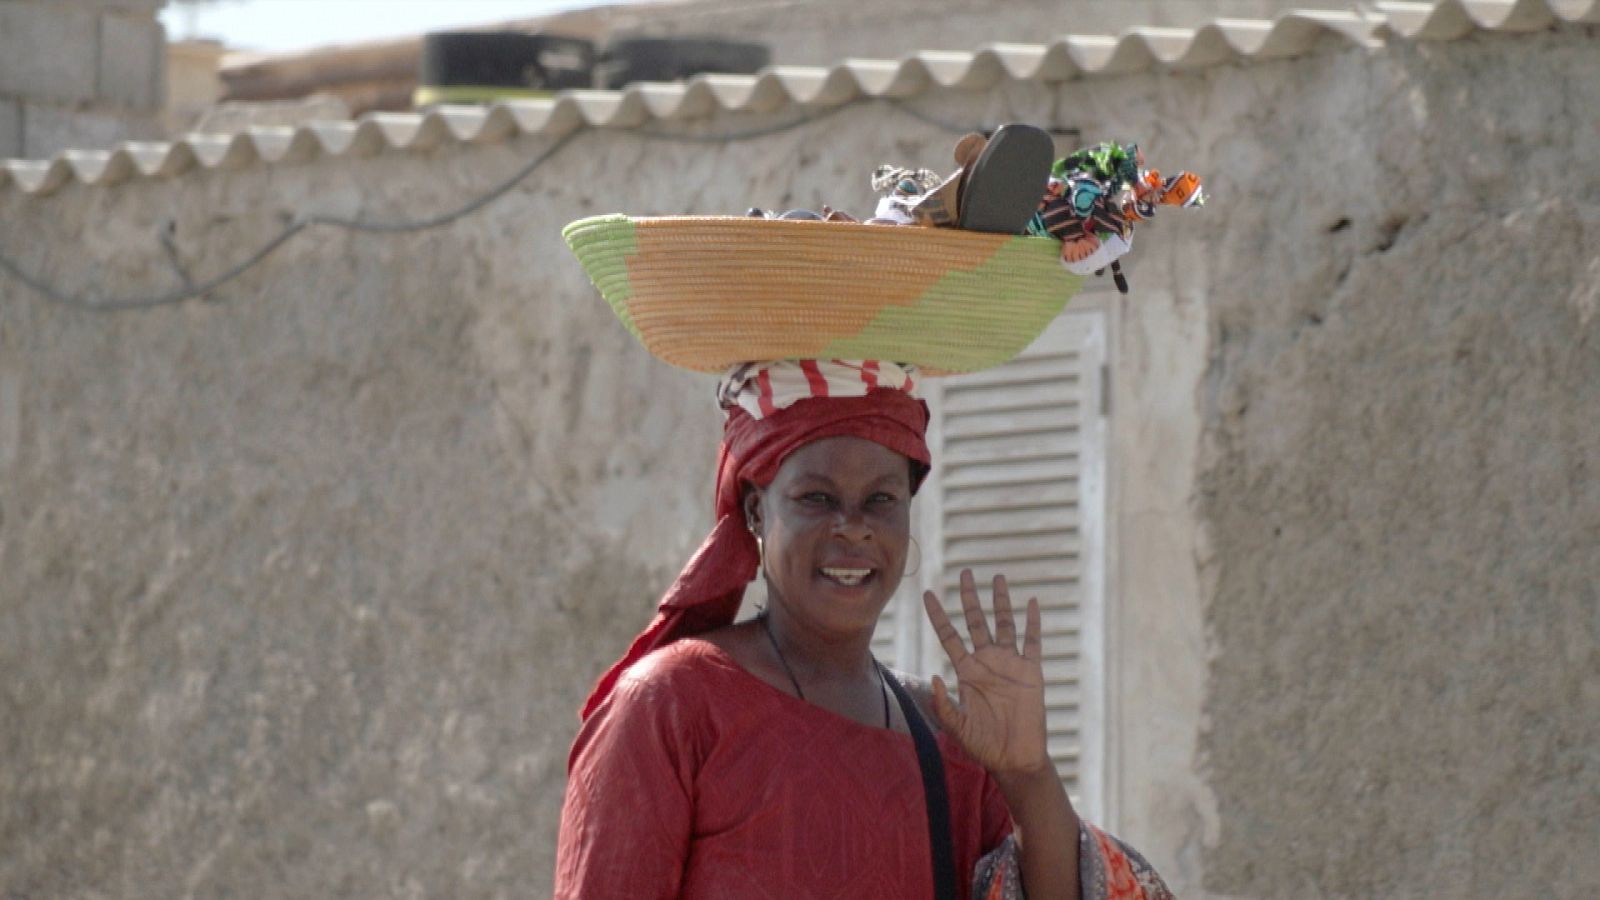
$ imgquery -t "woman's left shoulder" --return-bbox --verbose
[882,668,994,777]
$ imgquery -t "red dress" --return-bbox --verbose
[556,640,1014,899]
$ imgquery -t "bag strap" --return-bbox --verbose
[879,663,957,900]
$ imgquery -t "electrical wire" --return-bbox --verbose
[0,98,1016,313]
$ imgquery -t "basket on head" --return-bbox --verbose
[561,214,1083,376]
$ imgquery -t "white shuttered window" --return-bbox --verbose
[873,306,1109,821]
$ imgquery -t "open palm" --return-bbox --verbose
[923,569,1050,776]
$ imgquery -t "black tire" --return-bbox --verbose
[419,32,596,92]
[596,37,770,89]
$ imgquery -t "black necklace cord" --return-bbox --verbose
[757,611,953,897]
[758,612,891,729]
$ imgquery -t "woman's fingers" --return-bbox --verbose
[991,574,1016,652]
[930,570,1038,664]
[1023,596,1043,662]
[959,569,992,649]
[931,674,963,732]
[924,590,969,666]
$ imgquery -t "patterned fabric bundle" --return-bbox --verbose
[1027,141,1205,291]
[973,824,1177,900]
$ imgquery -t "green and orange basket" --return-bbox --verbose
[562,215,1084,376]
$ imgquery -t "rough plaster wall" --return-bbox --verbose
[0,141,726,896]
[1197,27,1600,899]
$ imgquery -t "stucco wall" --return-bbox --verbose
[1195,28,1600,899]
[1,17,1596,899]
[0,138,726,895]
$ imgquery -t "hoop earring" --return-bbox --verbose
[904,536,921,578]
[755,533,766,576]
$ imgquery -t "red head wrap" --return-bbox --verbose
[579,385,930,720]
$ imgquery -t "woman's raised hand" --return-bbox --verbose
[923,569,1051,777]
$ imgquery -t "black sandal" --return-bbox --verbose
[955,123,1053,234]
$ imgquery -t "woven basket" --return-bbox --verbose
[561,214,1083,375]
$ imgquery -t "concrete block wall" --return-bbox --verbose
[0,0,166,159]
[164,38,224,132]
[0,97,20,156]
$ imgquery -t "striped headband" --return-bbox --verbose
[716,360,920,420]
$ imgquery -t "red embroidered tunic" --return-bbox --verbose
[556,640,1014,899]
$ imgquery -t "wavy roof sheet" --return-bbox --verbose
[3,0,1595,197]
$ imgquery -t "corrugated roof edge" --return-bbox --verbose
[3,0,1595,197]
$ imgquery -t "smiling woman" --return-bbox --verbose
[745,436,915,639]
[554,358,1173,899]
[554,129,1172,897]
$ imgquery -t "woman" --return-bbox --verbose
[556,360,1170,899]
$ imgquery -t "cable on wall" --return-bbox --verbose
[0,98,1054,313]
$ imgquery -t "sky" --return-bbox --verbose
[161,0,611,53]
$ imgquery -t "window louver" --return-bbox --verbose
[873,307,1107,814]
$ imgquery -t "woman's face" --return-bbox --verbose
[746,436,913,636]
